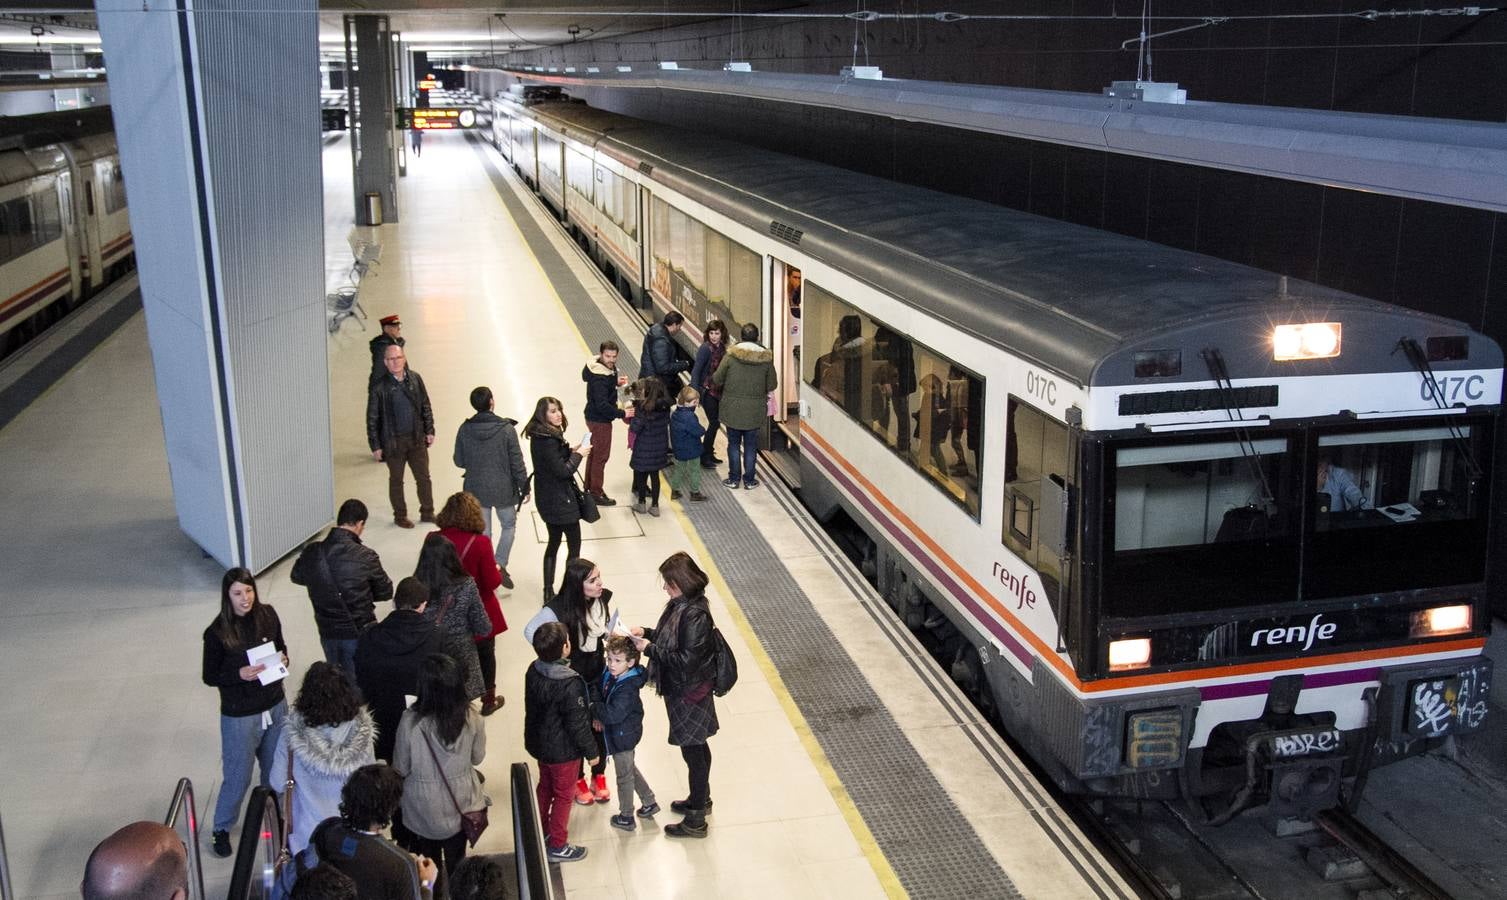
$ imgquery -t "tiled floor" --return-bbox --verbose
[0,131,889,899]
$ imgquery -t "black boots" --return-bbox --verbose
[664,807,708,838]
[542,556,556,604]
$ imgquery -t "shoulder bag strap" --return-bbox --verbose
[315,542,359,634]
[280,747,296,858]
[420,726,467,817]
[435,587,458,627]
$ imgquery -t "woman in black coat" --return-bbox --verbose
[525,395,590,602]
[629,551,719,838]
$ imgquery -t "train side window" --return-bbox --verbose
[84,182,95,217]
[1004,397,1070,596]
[103,164,127,215]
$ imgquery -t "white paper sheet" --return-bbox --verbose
[247,641,288,686]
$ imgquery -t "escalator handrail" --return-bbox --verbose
[162,778,206,900]
[226,787,280,900]
[511,762,555,900]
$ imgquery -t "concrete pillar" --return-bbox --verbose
[347,14,399,223]
[96,0,332,572]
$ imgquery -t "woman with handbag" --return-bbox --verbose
[414,534,492,702]
[393,653,489,880]
[270,661,376,854]
[433,491,507,715]
[628,551,720,839]
[525,395,590,602]
[522,557,614,804]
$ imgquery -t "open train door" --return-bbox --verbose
[765,257,802,482]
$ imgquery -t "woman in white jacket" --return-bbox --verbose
[271,661,376,854]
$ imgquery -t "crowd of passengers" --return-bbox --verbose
[80,310,771,899]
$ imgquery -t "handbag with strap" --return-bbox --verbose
[574,475,601,523]
[420,726,489,846]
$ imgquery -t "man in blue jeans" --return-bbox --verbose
[291,499,394,673]
[712,323,778,489]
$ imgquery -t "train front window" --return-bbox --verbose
[1104,436,1298,617]
[1306,422,1491,597]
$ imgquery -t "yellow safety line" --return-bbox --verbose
[672,502,909,899]
[495,143,905,896]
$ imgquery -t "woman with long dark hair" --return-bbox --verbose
[525,395,590,601]
[414,533,492,702]
[433,491,507,715]
[271,661,376,853]
[201,567,289,858]
[629,551,720,838]
[688,318,727,469]
[393,653,488,878]
[523,557,614,804]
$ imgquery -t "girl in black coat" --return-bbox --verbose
[526,396,589,602]
[629,551,719,839]
[627,378,672,516]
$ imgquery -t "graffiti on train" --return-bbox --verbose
[1410,665,1491,738]
[1270,729,1341,759]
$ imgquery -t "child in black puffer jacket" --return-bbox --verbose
[523,622,598,862]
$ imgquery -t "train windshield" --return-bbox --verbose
[1104,435,1300,617]
[1306,421,1491,597]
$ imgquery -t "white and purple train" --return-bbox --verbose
[491,85,1498,821]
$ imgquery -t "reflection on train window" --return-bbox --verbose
[1004,399,1069,599]
[1104,436,1298,617]
[566,147,593,204]
[102,164,127,216]
[802,281,983,517]
[1114,439,1290,550]
[0,191,62,266]
[649,197,758,330]
[1306,423,1491,598]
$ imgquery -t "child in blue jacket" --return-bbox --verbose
[593,634,659,830]
[668,386,707,502]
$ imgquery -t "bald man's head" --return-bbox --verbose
[81,822,188,900]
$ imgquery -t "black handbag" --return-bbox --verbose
[575,476,601,524]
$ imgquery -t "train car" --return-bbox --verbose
[0,109,133,357]
[494,94,1500,821]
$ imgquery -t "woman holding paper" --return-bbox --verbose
[201,567,290,859]
[524,395,589,603]
[522,558,614,804]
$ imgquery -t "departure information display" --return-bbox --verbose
[402,108,477,130]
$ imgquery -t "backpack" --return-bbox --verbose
[711,626,738,697]
[270,844,319,900]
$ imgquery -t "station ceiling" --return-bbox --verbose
[0,3,779,61]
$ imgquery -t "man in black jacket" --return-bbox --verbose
[368,344,436,528]
[368,315,405,388]
[639,311,690,400]
[354,577,442,763]
[291,498,394,675]
[311,765,436,900]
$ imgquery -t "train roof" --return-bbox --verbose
[516,98,1497,385]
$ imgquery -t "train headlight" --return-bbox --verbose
[1108,637,1152,671]
[1410,604,1472,638]
[1273,322,1341,361]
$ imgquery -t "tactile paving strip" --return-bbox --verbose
[470,136,1023,898]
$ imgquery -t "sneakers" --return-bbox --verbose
[547,843,588,862]
[610,813,636,831]
[499,568,514,590]
[722,478,739,489]
[649,505,661,517]
[633,500,647,514]
[670,489,683,500]
[210,829,232,858]
[574,778,594,806]
[592,773,611,803]
[594,493,617,507]
[636,802,660,818]
[690,492,707,502]
[669,798,712,814]
[394,516,414,529]
[743,479,759,489]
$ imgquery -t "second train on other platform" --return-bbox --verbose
[488,85,1499,823]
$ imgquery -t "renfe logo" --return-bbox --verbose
[1250,613,1338,652]
[991,561,1037,610]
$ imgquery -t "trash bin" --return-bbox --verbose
[363,192,383,227]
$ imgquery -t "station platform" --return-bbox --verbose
[0,128,1133,899]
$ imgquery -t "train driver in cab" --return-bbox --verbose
[1316,455,1369,512]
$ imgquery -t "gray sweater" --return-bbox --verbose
[393,708,488,840]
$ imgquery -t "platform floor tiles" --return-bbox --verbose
[0,130,1133,900]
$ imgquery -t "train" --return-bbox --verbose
[488,84,1499,822]
[0,108,134,359]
